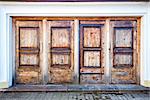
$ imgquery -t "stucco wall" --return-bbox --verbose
[144,2,150,87]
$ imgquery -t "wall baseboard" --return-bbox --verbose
[0,82,8,89]
[143,80,150,87]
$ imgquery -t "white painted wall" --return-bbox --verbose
[0,2,149,88]
[146,2,150,82]
[0,6,8,86]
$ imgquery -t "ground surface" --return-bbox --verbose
[0,92,149,100]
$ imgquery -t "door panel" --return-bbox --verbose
[15,21,42,84]
[52,54,70,65]
[48,21,74,83]
[51,28,70,47]
[20,28,38,47]
[83,27,101,47]
[20,54,39,65]
[114,54,132,65]
[80,74,103,84]
[84,51,100,67]
[115,28,133,47]
[110,20,137,84]
[79,21,105,84]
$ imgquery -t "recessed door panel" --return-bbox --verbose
[115,28,133,47]
[114,54,132,65]
[52,54,70,65]
[20,28,38,48]
[48,21,74,83]
[51,27,70,47]
[83,27,101,47]
[15,21,42,84]
[84,51,100,67]
[20,54,39,65]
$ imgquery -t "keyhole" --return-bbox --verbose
[61,59,63,64]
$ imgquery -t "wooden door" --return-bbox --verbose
[15,21,42,84]
[48,21,74,83]
[110,20,137,84]
[14,17,140,85]
[79,21,106,84]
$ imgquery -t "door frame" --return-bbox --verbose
[0,2,149,88]
[13,17,141,85]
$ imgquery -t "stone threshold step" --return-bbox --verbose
[1,84,149,93]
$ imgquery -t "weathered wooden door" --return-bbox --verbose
[14,17,139,85]
[15,20,74,84]
[79,21,106,84]
[110,20,137,84]
[15,21,42,84]
[48,21,74,83]
[79,19,139,84]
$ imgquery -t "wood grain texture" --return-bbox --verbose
[114,54,132,65]
[110,20,137,84]
[80,68,104,73]
[48,20,74,83]
[79,20,105,84]
[115,28,132,48]
[20,28,38,48]
[12,17,140,21]
[52,54,70,65]
[20,54,39,65]
[136,18,141,84]
[16,67,41,84]
[49,68,73,83]
[51,28,70,47]
[13,17,140,85]
[15,21,42,84]
[80,74,104,84]
[42,19,49,84]
[83,27,101,47]
[111,68,135,83]
[84,51,100,67]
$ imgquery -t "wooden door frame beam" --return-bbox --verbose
[42,19,49,84]
[105,18,111,84]
[74,19,80,84]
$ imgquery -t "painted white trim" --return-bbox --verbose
[0,2,149,88]
[0,7,9,87]
[145,2,150,86]
[0,2,147,5]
